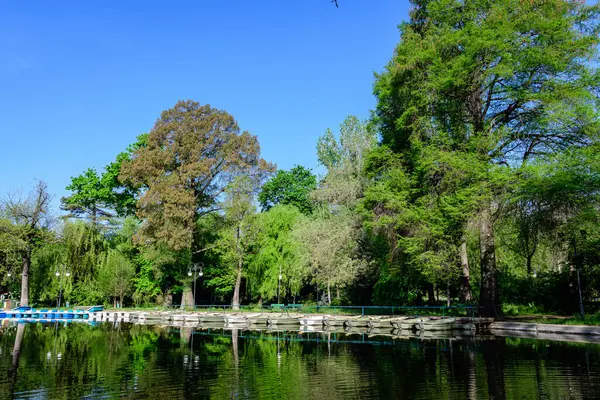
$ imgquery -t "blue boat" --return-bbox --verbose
[87,305,104,313]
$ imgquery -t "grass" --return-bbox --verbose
[512,313,600,326]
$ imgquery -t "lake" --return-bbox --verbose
[0,321,598,399]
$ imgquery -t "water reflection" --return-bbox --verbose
[0,321,598,399]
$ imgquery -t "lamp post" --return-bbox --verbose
[187,262,203,309]
[571,230,587,319]
[277,265,282,305]
[56,265,71,309]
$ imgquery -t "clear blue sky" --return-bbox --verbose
[0,1,409,210]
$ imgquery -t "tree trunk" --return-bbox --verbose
[460,240,473,302]
[232,221,244,311]
[232,262,242,310]
[20,249,31,306]
[479,205,502,319]
[427,283,435,304]
[114,297,117,308]
[327,281,332,306]
[181,285,194,309]
[526,254,533,276]
[12,323,24,370]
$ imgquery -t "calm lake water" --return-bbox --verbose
[0,321,599,399]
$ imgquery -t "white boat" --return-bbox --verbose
[417,317,456,331]
[225,315,249,324]
[299,316,325,326]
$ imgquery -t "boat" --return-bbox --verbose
[248,314,273,326]
[368,316,407,328]
[417,317,456,331]
[267,316,301,326]
[323,316,346,327]
[198,314,226,323]
[225,314,249,324]
[344,316,370,328]
[299,316,325,326]
[397,317,427,330]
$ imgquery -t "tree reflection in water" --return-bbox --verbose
[0,322,599,399]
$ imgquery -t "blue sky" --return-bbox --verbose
[0,1,409,210]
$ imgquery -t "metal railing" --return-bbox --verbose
[153,304,479,317]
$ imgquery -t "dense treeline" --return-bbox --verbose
[1,0,600,317]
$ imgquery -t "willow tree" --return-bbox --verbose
[0,181,52,306]
[373,0,600,317]
[248,204,308,303]
[120,100,274,307]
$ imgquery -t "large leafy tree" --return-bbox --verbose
[258,166,317,215]
[120,100,274,304]
[372,0,600,317]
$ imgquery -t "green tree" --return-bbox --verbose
[248,204,308,302]
[258,166,317,215]
[315,115,376,208]
[61,134,147,225]
[217,177,261,309]
[119,100,274,305]
[293,208,364,305]
[372,0,600,317]
[98,249,135,307]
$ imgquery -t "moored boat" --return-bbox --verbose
[199,314,226,323]
[323,316,346,327]
[225,314,249,324]
[299,316,325,326]
[416,317,456,331]
[398,317,427,330]
[344,316,370,328]
[267,316,301,326]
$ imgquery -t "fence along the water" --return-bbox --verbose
[159,304,479,316]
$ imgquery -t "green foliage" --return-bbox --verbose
[61,134,147,224]
[258,166,317,215]
[98,249,135,305]
[248,205,308,301]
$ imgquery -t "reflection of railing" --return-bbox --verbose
[160,304,480,317]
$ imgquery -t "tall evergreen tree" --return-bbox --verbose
[372,0,600,317]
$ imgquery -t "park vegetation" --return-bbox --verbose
[1,0,600,318]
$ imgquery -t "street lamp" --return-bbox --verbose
[187,262,203,309]
[56,266,71,309]
[277,265,282,305]
[568,230,587,319]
